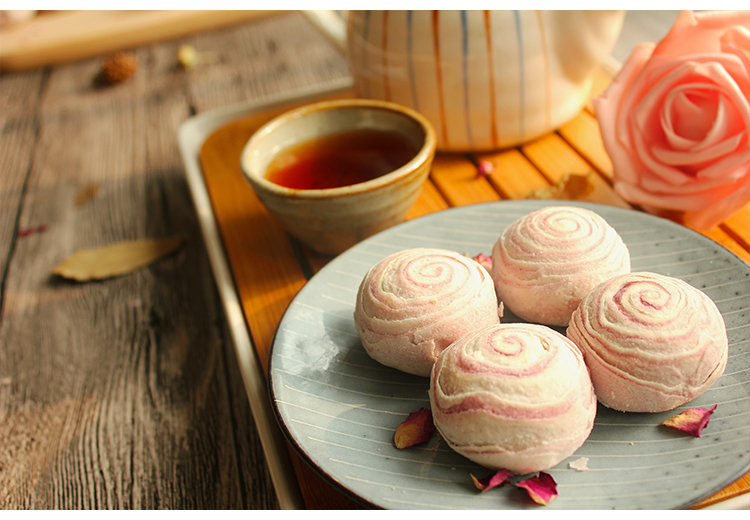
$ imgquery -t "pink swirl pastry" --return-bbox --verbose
[354,248,499,377]
[491,206,630,326]
[567,272,728,413]
[429,323,596,474]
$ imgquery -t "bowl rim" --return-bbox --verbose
[240,98,437,199]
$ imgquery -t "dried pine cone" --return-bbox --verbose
[101,52,137,84]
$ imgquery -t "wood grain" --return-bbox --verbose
[0,38,284,508]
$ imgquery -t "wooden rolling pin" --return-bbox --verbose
[0,10,278,71]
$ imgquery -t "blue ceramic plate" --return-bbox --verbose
[268,200,750,509]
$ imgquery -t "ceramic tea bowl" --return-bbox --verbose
[241,99,436,255]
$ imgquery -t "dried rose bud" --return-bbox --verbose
[661,405,717,437]
[177,44,218,69]
[178,45,199,69]
[476,160,495,178]
[515,472,558,506]
[101,52,137,84]
[471,469,513,492]
[394,408,435,449]
[472,253,492,271]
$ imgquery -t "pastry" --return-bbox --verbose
[567,272,728,413]
[491,206,630,326]
[354,248,500,377]
[429,323,596,474]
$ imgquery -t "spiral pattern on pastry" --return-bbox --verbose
[567,272,728,413]
[491,206,630,326]
[429,323,596,474]
[354,248,499,377]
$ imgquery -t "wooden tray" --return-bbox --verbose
[179,70,750,509]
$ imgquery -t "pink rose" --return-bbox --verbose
[594,10,750,230]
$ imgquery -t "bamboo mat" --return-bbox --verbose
[197,68,750,509]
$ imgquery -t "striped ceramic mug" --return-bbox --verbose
[304,10,624,152]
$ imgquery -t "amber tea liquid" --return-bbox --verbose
[265,128,419,190]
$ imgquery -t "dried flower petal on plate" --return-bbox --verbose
[471,469,514,492]
[52,237,185,281]
[394,408,435,449]
[472,253,492,272]
[661,405,717,437]
[568,457,590,471]
[514,472,558,506]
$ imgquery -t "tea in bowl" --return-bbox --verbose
[241,99,437,255]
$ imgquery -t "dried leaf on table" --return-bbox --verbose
[52,237,185,281]
[75,183,101,206]
[529,172,593,201]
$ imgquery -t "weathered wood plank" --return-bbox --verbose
[185,12,349,114]
[0,69,46,310]
[0,30,277,509]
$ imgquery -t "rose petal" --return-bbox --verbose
[18,224,48,238]
[594,42,656,185]
[472,253,492,272]
[721,26,750,80]
[471,469,514,492]
[476,160,495,178]
[514,472,558,506]
[394,408,435,449]
[685,174,750,229]
[653,10,750,57]
[661,404,718,437]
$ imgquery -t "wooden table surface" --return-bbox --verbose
[1,11,748,510]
